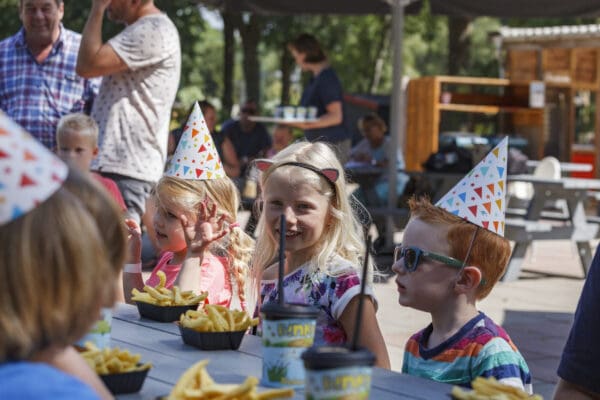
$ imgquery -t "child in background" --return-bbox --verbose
[266,124,294,158]
[392,138,532,391]
[123,102,254,310]
[56,113,126,211]
[349,113,408,207]
[252,141,391,369]
[0,113,127,399]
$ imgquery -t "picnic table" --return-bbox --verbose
[111,303,452,399]
[525,160,593,176]
[502,174,600,281]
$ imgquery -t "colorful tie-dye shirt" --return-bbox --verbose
[260,255,376,345]
[403,312,532,393]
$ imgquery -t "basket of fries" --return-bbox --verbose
[168,359,294,399]
[132,271,207,322]
[178,305,259,350]
[80,343,152,395]
[451,376,543,400]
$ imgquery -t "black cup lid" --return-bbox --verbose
[302,345,376,370]
[260,302,319,320]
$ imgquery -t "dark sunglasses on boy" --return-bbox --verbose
[393,243,486,286]
[393,245,464,272]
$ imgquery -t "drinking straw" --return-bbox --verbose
[278,214,286,305]
[351,235,371,351]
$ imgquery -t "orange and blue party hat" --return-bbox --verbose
[435,137,508,236]
[165,102,225,180]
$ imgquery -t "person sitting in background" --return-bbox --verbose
[349,113,408,207]
[56,113,126,211]
[267,124,295,158]
[222,100,272,181]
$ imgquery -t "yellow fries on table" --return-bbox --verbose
[131,270,208,306]
[179,304,259,333]
[168,359,294,400]
[451,377,543,400]
[80,342,152,375]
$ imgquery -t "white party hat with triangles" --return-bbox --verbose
[0,111,68,226]
[165,102,225,180]
[435,137,508,236]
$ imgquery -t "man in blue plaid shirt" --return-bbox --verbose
[0,0,99,150]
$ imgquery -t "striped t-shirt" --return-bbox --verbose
[402,312,532,393]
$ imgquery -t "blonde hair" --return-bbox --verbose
[56,113,99,146]
[252,141,372,289]
[408,196,511,299]
[155,176,254,308]
[0,175,126,361]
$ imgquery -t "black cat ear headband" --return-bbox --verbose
[254,159,339,186]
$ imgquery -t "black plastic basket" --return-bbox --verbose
[179,324,246,350]
[100,366,150,395]
[136,301,198,322]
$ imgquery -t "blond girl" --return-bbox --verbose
[124,175,254,310]
[253,141,390,368]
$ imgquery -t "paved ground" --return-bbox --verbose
[373,238,593,399]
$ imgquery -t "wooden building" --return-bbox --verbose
[405,24,600,178]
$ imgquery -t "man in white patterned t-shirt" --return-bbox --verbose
[77,0,181,223]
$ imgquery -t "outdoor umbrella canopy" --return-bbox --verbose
[197,0,600,248]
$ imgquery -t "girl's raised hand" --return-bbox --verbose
[180,202,228,257]
[124,218,142,264]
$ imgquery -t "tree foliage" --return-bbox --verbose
[1,1,598,119]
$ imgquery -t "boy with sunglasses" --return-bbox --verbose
[392,138,532,392]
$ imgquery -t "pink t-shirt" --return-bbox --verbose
[146,251,233,307]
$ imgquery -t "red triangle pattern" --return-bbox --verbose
[195,169,204,179]
[0,148,8,158]
[198,144,206,153]
[482,221,489,229]
[474,187,483,198]
[20,174,36,187]
[468,205,477,217]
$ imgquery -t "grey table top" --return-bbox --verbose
[112,303,452,399]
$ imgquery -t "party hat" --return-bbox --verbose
[0,111,68,226]
[435,137,508,236]
[165,102,225,180]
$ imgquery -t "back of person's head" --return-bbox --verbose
[56,113,99,147]
[288,33,327,63]
[358,113,387,136]
[0,171,127,362]
[253,141,369,277]
[62,169,128,280]
[154,175,254,306]
[408,196,511,299]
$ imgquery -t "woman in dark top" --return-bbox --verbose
[286,33,351,163]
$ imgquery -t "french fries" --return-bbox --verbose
[451,377,543,400]
[80,342,152,375]
[132,271,208,306]
[179,304,259,333]
[168,359,294,400]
